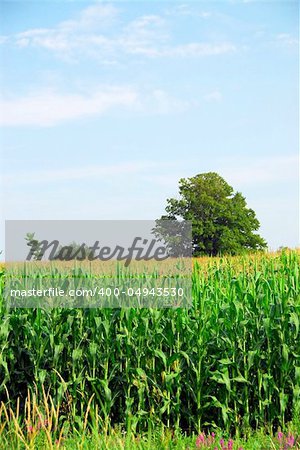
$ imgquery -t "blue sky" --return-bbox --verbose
[0,0,299,255]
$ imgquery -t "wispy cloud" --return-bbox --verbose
[121,14,234,58]
[135,89,196,114]
[0,87,138,126]
[165,4,211,18]
[1,4,236,61]
[156,42,235,57]
[119,14,169,57]
[204,90,223,102]
[0,86,199,127]
[276,33,298,48]
[58,3,119,32]
[12,6,118,61]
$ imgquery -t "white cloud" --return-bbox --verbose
[120,14,169,57]
[166,4,211,18]
[59,3,118,32]
[0,85,198,127]
[120,13,233,60]
[199,12,212,19]
[2,4,236,61]
[276,33,298,48]
[11,4,118,60]
[0,87,138,126]
[159,42,235,57]
[133,89,194,115]
[119,41,235,58]
[151,89,188,113]
[204,90,223,102]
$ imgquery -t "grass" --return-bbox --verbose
[0,390,299,449]
[0,250,299,448]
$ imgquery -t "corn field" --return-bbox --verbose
[0,251,299,436]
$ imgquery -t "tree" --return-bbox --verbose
[25,234,92,261]
[157,172,267,256]
[25,232,44,260]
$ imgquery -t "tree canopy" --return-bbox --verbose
[158,172,267,256]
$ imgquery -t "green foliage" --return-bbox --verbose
[25,232,44,260]
[159,172,267,256]
[53,241,93,260]
[25,233,93,261]
[0,421,299,449]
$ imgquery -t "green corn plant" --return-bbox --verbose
[0,250,299,436]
